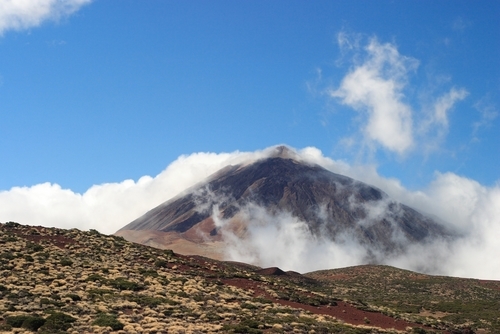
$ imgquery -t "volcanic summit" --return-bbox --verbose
[116,146,453,263]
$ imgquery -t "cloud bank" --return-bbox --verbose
[0,0,92,35]
[0,145,499,279]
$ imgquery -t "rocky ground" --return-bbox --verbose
[0,222,496,333]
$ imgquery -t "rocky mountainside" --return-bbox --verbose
[117,146,453,262]
[1,222,496,333]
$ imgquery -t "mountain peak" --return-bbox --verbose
[269,145,299,160]
[117,151,453,265]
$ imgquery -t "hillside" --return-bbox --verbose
[307,266,500,334]
[0,222,496,333]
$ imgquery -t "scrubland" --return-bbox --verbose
[0,222,496,333]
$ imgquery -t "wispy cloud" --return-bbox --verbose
[336,31,362,54]
[0,0,92,35]
[329,33,470,158]
[418,87,469,153]
[451,16,472,32]
[0,145,499,279]
[330,36,418,155]
[472,96,498,141]
[430,87,469,129]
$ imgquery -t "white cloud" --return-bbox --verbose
[330,37,418,155]
[0,147,273,234]
[0,145,499,279]
[0,0,92,35]
[431,88,469,128]
[221,205,368,272]
[329,34,470,157]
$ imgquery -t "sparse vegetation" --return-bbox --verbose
[0,222,497,333]
[307,265,500,333]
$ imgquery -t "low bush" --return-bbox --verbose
[241,302,258,310]
[155,259,168,268]
[0,323,12,331]
[252,297,272,304]
[86,273,105,282]
[37,252,50,260]
[26,242,44,253]
[39,312,76,332]
[108,277,143,291]
[66,293,81,301]
[92,313,124,331]
[6,315,30,327]
[6,315,46,331]
[87,288,115,301]
[89,229,102,236]
[40,297,64,307]
[127,295,167,307]
[139,268,159,277]
[4,221,20,228]
[24,255,34,262]
[221,319,262,333]
[21,316,46,331]
[412,328,428,334]
[164,249,174,257]
[59,258,73,266]
[0,252,15,260]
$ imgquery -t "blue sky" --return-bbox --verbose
[1,0,498,193]
[1,1,499,278]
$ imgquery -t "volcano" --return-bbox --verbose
[116,146,453,262]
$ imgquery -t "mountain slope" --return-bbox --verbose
[1,222,494,333]
[117,146,453,264]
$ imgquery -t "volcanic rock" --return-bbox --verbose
[116,146,453,261]
[256,267,287,276]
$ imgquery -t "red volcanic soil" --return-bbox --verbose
[164,254,448,332]
[478,280,500,291]
[221,277,441,333]
[8,225,79,249]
